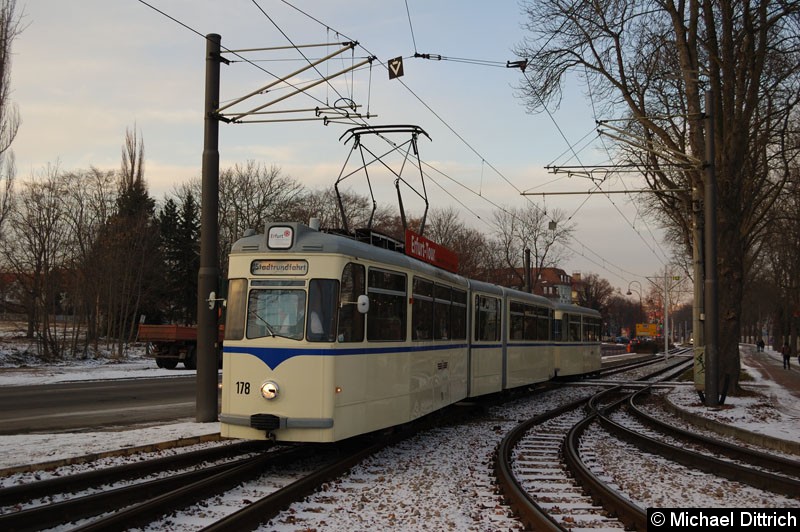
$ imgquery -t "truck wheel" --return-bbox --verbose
[184,346,197,370]
[160,358,179,370]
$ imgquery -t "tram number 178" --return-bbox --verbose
[236,381,251,395]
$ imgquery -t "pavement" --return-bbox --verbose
[660,343,800,456]
[741,343,800,417]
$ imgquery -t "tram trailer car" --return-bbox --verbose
[220,221,601,443]
[553,302,603,377]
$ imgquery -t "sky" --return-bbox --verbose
[9,1,673,292]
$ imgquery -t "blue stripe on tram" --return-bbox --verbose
[224,342,598,370]
[225,343,469,370]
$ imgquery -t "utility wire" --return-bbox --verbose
[137,0,359,122]
[141,0,652,283]
[249,0,355,117]
[266,1,648,282]
[136,0,206,39]
[580,64,672,267]
[404,0,418,54]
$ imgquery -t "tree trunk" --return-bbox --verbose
[716,219,744,392]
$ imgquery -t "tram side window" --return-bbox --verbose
[569,314,582,342]
[307,279,339,342]
[524,306,537,341]
[553,316,563,341]
[509,302,523,340]
[412,278,434,340]
[224,278,246,341]
[337,263,365,343]
[537,307,551,341]
[509,301,549,341]
[367,268,407,341]
[451,289,467,340]
[585,317,601,342]
[434,284,451,340]
[475,295,500,342]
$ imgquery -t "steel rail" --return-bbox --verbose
[493,396,594,531]
[0,440,267,507]
[627,389,800,476]
[594,391,800,497]
[0,448,300,532]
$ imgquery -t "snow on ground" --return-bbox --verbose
[668,348,800,442]
[0,338,188,386]
[0,336,798,531]
[0,333,217,469]
[0,422,218,470]
[0,339,797,471]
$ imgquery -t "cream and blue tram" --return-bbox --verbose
[552,302,603,377]
[504,289,558,386]
[466,280,504,397]
[220,221,603,443]
[220,222,470,442]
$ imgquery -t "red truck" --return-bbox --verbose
[137,324,224,369]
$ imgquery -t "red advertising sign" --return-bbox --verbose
[404,229,459,273]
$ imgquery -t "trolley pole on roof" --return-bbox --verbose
[197,33,222,422]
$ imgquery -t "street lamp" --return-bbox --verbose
[626,280,643,303]
[645,272,682,360]
[626,281,643,339]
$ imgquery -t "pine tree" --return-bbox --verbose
[178,192,200,324]
[96,127,162,356]
[157,198,181,322]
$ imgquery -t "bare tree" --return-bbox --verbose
[0,0,24,232]
[61,167,117,348]
[574,273,615,314]
[290,185,396,235]
[1,165,73,359]
[184,161,305,279]
[423,206,496,279]
[491,205,574,291]
[762,161,800,352]
[606,293,646,339]
[515,0,800,391]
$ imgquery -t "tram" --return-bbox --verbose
[220,220,601,443]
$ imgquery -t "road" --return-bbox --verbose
[0,376,206,434]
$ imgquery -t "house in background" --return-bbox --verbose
[532,267,575,304]
[479,266,579,305]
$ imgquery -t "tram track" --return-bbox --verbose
[494,357,693,531]
[495,354,800,531]
[0,439,388,532]
[0,441,289,531]
[598,389,800,497]
[631,392,800,475]
[0,408,456,531]
[0,440,267,509]
[0,353,715,532]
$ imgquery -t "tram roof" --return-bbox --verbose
[231,222,602,318]
[553,301,602,318]
[231,221,468,286]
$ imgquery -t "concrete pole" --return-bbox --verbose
[197,34,221,422]
[664,270,669,360]
[704,90,720,407]
[524,249,531,293]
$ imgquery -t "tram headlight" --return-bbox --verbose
[260,381,279,400]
